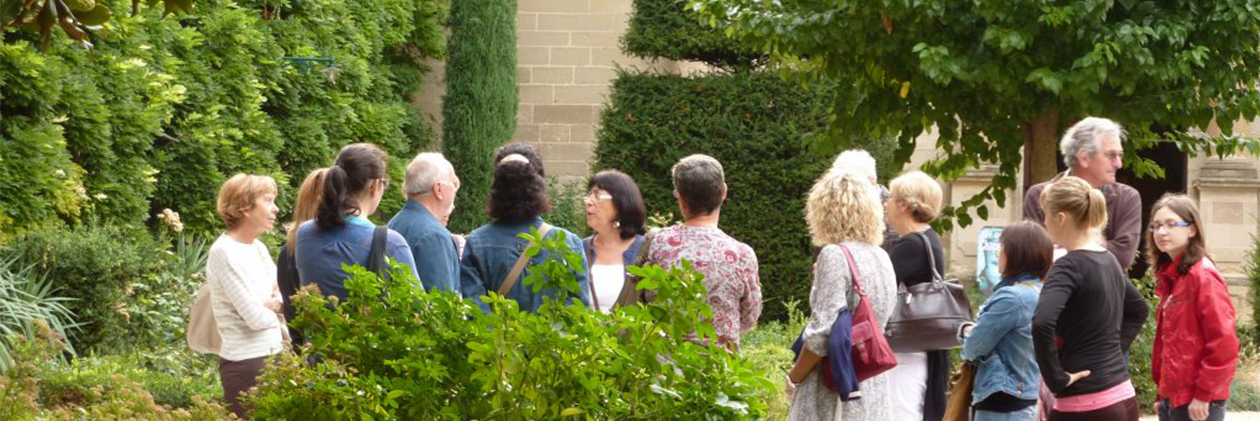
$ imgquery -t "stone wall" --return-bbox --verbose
[415,0,702,181]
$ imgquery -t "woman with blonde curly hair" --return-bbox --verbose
[786,170,897,421]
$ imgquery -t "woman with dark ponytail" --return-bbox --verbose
[296,143,419,301]
[458,143,591,313]
[1032,176,1148,421]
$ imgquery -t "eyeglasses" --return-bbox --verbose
[378,178,390,191]
[436,179,460,192]
[1148,220,1191,232]
[584,192,614,204]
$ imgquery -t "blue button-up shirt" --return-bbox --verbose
[459,218,591,313]
[387,200,459,293]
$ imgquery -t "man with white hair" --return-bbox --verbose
[1023,117,1143,270]
[388,152,462,292]
[829,149,898,251]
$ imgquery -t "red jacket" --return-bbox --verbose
[1152,255,1239,407]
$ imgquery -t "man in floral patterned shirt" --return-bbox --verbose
[643,154,762,350]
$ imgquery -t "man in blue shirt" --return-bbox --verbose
[387,152,461,292]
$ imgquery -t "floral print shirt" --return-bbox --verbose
[643,225,762,349]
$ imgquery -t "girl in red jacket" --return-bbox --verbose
[1148,194,1239,421]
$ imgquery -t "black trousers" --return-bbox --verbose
[1048,397,1139,421]
[219,356,266,419]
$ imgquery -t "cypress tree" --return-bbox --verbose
[441,0,518,233]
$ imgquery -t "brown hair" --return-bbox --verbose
[889,171,943,223]
[1040,176,1108,233]
[286,168,329,255]
[1146,194,1208,274]
[1000,221,1054,279]
[317,143,388,230]
[216,173,278,229]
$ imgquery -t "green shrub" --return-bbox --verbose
[251,230,772,419]
[442,0,518,234]
[546,177,591,238]
[622,0,762,67]
[0,255,78,372]
[0,329,228,420]
[1248,233,1260,331]
[127,229,210,348]
[595,71,837,321]
[9,224,166,353]
[0,0,445,237]
[38,344,222,411]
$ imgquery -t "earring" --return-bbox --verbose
[613,221,621,229]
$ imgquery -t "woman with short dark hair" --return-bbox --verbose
[960,221,1054,421]
[459,143,591,313]
[581,170,647,313]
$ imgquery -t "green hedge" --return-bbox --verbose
[0,0,445,236]
[442,0,518,233]
[1249,234,1260,330]
[622,0,761,67]
[595,71,834,321]
[9,224,167,352]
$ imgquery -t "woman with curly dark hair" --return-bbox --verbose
[458,143,591,313]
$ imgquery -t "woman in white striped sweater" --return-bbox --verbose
[207,173,285,419]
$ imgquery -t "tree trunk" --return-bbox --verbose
[1022,107,1061,188]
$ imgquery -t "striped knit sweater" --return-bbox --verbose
[207,234,284,361]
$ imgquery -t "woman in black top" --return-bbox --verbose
[884,171,948,421]
[1033,176,1148,421]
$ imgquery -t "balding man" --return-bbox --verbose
[388,153,462,292]
[1023,117,1143,271]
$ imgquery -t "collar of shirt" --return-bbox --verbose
[403,199,442,228]
[344,214,375,228]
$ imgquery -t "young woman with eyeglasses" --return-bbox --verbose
[1147,194,1238,421]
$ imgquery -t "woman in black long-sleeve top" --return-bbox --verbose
[884,171,948,421]
[1033,176,1148,421]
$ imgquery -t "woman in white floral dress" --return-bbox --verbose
[786,168,898,421]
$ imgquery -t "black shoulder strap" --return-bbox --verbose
[367,226,389,278]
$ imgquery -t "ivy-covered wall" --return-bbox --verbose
[0,0,446,236]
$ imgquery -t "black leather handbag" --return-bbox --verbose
[884,231,973,352]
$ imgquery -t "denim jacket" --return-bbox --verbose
[962,273,1043,403]
[387,200,459,293]
[459,218,591,313]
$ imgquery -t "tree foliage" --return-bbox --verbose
[691,0,1260,228]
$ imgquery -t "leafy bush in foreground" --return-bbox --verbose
[252,230,772,420]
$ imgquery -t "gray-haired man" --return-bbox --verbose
[1023,117,1143,270]
[388,152,462,292]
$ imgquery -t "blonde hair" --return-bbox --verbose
[216,173,278,229]
[1040,176,1108,234]
[889,171,943,223]
[286,168,329,255]
[806,170,884,246]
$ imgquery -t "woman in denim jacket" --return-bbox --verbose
[459,143,591,313]
[961,221,1054,421]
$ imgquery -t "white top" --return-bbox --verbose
[207,234,284,361]
[589,264,625,314]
